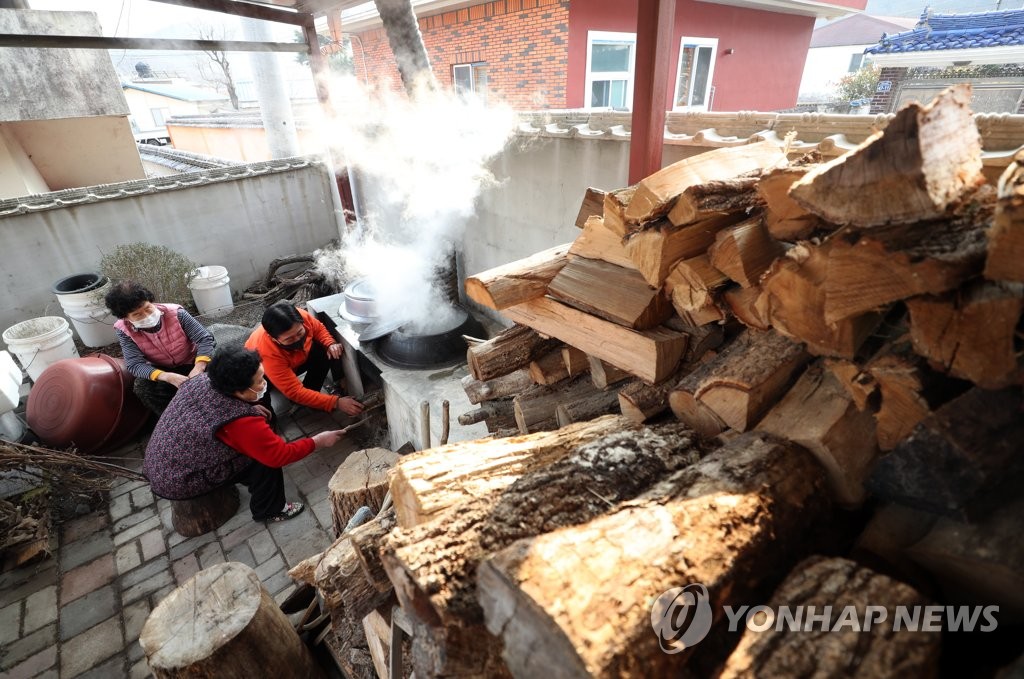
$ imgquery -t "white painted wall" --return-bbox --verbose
[0,163,339,336]
[798,44,873,102]
[0,125,49,198]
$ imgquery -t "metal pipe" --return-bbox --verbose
[149,0,307,26]
[0,34,307,53]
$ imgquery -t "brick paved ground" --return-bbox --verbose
[0,404,364,679]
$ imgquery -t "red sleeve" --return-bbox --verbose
[216,416,316,468]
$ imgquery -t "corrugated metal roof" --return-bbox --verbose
[123,82,228,102]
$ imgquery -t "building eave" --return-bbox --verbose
[868,45,1024,67]
[697,0,861,19]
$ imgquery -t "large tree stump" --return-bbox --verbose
[717,556,940,678]
[328,447,399,537]
[140,562,324,678]
[170,485,239,538]
[477,432,829,679]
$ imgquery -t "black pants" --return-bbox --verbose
[298,341,345,391]
[231,460,286,521]
[133,364,192,416]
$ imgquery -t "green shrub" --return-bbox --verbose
[833,65,880,104]
[100,243,199,310]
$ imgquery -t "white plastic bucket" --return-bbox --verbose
[2,317,79,383]
[188,266,234,316]
[53,275,116,348]
[0,350,22,414]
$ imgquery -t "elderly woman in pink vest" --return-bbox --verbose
[104,281,216,415]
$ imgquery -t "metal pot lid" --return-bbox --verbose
[359,316,408,342]
[344,278,377,302]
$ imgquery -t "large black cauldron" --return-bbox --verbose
[370,307,485,369]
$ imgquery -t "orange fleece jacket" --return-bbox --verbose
[245,308,339,412]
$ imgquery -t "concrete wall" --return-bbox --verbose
[167,125,324,163]
[0,9,129,122]
[0,125,49,197]
[0,161,340,336]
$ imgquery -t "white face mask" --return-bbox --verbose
[248,383,267,400]
[132,309,162,329]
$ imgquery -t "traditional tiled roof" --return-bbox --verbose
[866,7,1024,54]
[136,144,241,173]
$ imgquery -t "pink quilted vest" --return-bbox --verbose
[114,303,196,367]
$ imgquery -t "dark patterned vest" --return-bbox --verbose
[144,373,257,499]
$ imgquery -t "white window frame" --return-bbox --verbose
[453,62,488,99]
[673,36,718,111]
[585,30,636,111]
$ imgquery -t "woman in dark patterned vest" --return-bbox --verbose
[144,345,346,522]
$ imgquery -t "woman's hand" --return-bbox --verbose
[188,362,208,378]
[327,342,344,360]
[336,396,364,416]
[161,373,188,388]
[312,429,345,449]
[252,405,273,422]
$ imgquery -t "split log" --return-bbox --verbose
[670,330,809,435]
[624,141,785,224]
[602,186,635,237]
[361,609,390,679]
[867,387,1024,519]
[501,296,688,384]
[381,424,703,627]
[677,321,725,363]
[458,399,516,432]
[528,347,571,385]
[547,256,672,330]
[865,352,933,451]
[756,165,821,240]
[907,497,1024,619]
[707,215,784,288]
[986,150,1024,281]
[555,381,628,426]
[140,562,324,679]
[467,324,561,381]
[666,173,763,226]
[664,255,728,327]
[349,508,398,594]
[561,346,589,377]
[717,556,939,679]
[410,617,512,679]
[588,356,632,389]
[906,281,1024,389]
[328,448,399,537]
[574,187,606,228]
[825,358,877,411]
[624,213,743,287]
[389,415,634,527]
[761,243,881,358]
[465,244,571,310]
[569,216,636,270]
[617,370,689,424]
[789,85,985,228]
[853,503,939,588]
[324,623,375,679]
[477,432,829,679]
[169,485,239,538]
[822,211,991,323]
[514,375,606,433]
[461,369,532,404]
[757,364,879,507]
[287,533,388,624]
[722,285,770,330]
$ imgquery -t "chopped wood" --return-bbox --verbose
[789,85,985,228]
[575,187,606,228]
[867,387,1024,520]
[707,214,785,288]
[664,254,728,326]
[756,165,822,240]
[624,213,744,287]
[466,324,562,381]
[502,296,688,384]
[722,285,771,330]
[906,281,1024,389]
[465,244,571,311]
[388,415,634,527]
[671,330,809,434]
[328,448,399,537]
[624,141,785,224]
[477,432,828,679]
[757,363,880,507]
[461,369,532,404]
[569,216,637,270]
[824,358,876,411]
[602,186,636,237]
[617,366,691,424]
[853,503,939,588]
[561,346,589,377]
[986,151,1024,281]
[718,556,939,679]
[547,256,672,330]
[555,381,627,426]
[458,400,516,432]
[587,355,632,389]
[528,347,571,385]
[866,352,934,451]
[381,424,702,626]
[761,243,881,358]
[666,173,763,226]
[677,321,725,363]
[361,609,391,679]
[348,508,397,594]
[514,375,606,433]
[409,617,512,679]
[822,211,991,323]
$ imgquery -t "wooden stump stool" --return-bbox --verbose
[140,562,324,678]
[328,447,400,536]
[170,485,239,537]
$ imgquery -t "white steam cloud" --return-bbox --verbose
[314,76,517,334]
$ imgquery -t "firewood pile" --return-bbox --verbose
[288,85,1022,678]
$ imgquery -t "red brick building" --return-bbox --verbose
[345,0,865,112]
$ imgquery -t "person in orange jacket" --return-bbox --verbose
[245,302,364,416]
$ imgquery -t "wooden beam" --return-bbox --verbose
[0,34,308,53]
[628,0,676,185]
[149,0,309,26]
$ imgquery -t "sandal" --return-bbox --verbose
[264,501,304,523]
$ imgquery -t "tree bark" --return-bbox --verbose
[349,508,398,593]
[667,173,764,226]
[467,325,561,381]
[477,432,828,679]
[528,347,571,385]
[986,150,1024,282]
[465,244,571,311]
[555,382,628,426]
[514,375,604,433]
[328,447,399,537]
[170,485,239,538]
[461,369,532,404]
